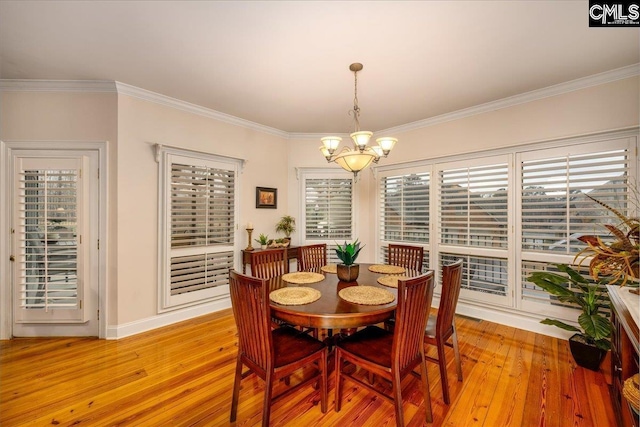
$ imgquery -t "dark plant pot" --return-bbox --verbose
[569,334,607,371]
[337,264,359,282]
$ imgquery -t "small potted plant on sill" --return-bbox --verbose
[275,215,296,242]
[335,239,364,282]
[527,264,611,371]
[255,233,269,250]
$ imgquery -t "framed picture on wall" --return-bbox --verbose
[256,187,277,209]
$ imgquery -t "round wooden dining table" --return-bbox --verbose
[268,263,420,330]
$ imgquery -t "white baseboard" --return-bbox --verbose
[454,300,573,341]
[106,298,231,340]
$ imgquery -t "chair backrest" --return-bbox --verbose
[392,271,435,372]
[437,259,463,336]
[251,248,289,280]
[229,270,273,372]
[297,244,327,273]
[388,244,424,272]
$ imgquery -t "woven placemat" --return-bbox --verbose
[377,275,409,288]
[320,264,337,274]
[281,272,325,284]
[339,286,395,305]
[270,287,321,306]
[368,264,406,274]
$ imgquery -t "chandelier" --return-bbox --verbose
[320,63,397,179]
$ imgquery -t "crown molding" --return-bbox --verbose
[377,63,640,136]
[2,63,637,140]
[0,79,288,138]
[114,82,289,138]
[0,79,116,92]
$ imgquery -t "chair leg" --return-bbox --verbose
[437,337,451,404]
[420,357,433,423]
[334,349,343,412]
[262,371,274,427]
[452,325,463,381]
[391,372,404,427]
[230,357,243,422]
[320,350,328,413]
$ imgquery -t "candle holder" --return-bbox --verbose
[245,228,254,251]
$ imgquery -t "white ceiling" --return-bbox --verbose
[1,1,638,134]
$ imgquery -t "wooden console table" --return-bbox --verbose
[608,285,639,427]
[241,246,299,274]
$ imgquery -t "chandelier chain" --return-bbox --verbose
[352,69,361,132]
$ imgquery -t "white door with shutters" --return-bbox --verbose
[11,152,99,336]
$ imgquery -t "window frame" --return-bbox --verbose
[157,145,243,312]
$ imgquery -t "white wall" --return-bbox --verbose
[115,95,290,325]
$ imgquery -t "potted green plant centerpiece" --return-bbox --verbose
[335,239,364,282]
[275,215,296,242]
[255,233,269,250]
[527,264,611,371]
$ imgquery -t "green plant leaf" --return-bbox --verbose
[540,318,581,332]
[578,312,612,341]
[527,272,583,307]
[556,264,589,284]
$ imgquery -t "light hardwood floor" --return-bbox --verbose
[0,309,616,426]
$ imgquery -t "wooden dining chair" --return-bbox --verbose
[425,259,464,404]
[229,270,328,427]
[388,244,424,272]
[251,247,289,279]
[297,244,327,273]
[334,272,435,427]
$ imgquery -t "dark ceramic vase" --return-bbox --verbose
[337,264,359,282]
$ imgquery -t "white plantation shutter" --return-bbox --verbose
[440,163,509,248]
[378,171,430,268]
[18,169,78,309]
[171,163,235,248]
[170,252,234,295]
[159,149,241,310]
[519,139,633,317]
[304,177,353,240]
[520,147,630,254]
[438,157,511,305]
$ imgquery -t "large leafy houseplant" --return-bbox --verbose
[334,239,364,282]
[527,264,611,370]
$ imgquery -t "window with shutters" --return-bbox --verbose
[301,170,355,264]
[378,170,430,270]
[158,148,241,311]
[518,139,632,318]
[375,131,637,321]
[437,157,511,305]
